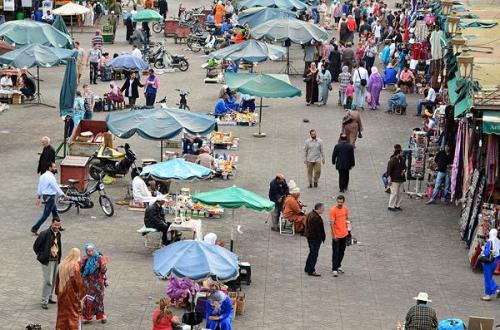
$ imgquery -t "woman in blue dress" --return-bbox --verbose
[481,229,500,301]
[205,290,233,330]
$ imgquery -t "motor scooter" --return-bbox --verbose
[89,143,138,180]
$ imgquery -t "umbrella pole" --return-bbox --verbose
[25,66,55,108]
[160,140,164,162]
[230,209,235,252]
[252,97,266,138]
[71,15,73,36]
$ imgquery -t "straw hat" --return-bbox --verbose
[413,292,432,302]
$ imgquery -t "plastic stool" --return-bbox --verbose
[239,262,251,285]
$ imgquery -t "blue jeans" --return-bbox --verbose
[431,171,450,201]
[382,172,388,188]
[32,195,59,231]
[305,239,321,274]
[145,92,156,106]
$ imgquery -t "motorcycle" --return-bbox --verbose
[143,42,189,71]
[187,30,225,54]
[89,143,138,180]
[56,174,114,217]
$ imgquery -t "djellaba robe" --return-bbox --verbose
[328,48,342,82]
[304,69,319,104]
[367,72,383,110]
[81,255,108,321]
[283,195,306,232]
[342,110,363,147]
[55,269,85,330]
[205,296,233,330]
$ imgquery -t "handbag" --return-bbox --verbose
[478,241,495,263]
[303,75,313,83]
[357,69,367,86]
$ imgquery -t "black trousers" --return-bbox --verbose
[304,239,321,274]
[152,222,171,245]
[331,237,347,271]
[338,169,350,191]
[90,62,99,84]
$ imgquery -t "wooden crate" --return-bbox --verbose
[12,94,23,104]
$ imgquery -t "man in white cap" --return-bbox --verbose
[404,292,438,330]
[283,180,306,233]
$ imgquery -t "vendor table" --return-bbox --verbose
[169,219,203,241]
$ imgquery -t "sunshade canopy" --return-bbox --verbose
[192,186,275,211]
[224,72,301,98]
[141,158,213,180]
[208,39,286,62]
[483,111,500,135]
[0,44,77,68]
[238,0,306,11]
[52,16,70,35]
[153,240,239,280]
[52,2,90,15]
[106,108,217,140]
[251,18,329,44]
[59,57,78,116]
[238,7,297,27]
[105,53,149,71]
[133,9,163,22]
[0,20,73,49]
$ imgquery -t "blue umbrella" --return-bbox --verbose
[141,158,213,181]
[153,240,239,280]
[238,0,306,11]
[59,57,78,116]
[105,53,149,71]
[238,7,297,27]
[52,15,70,36]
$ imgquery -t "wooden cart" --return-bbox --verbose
[163,19,179,38]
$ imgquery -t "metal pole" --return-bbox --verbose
[230,209,235,252]
[160,140,163,162]
[252,97,266,138]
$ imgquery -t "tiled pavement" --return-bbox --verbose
[1,3,500,329]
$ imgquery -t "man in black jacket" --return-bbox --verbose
[33,218,62,309]
[332,134,355,192]
[158,0,168,19]
[304,203,326,277]
[121,71,144,108]
[37,136,55,174]
[268,174,289,231]
[144,198,171,245]
[387,149,406,211]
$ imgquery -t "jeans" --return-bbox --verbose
[145,92,156,106]
[365,56,375,73]
[331,237,347,271]
[431,171,450,201]
[32,195,59,231]
[339,90,346,105]
[338,169,350,191]
[352,84,366,110]
[305,239,321,274]
[90,62,99,83]
[41,260,58,304]
[382,172,388,188]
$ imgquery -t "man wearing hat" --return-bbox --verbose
[404,292,438,330]
[283,180,306,233]
[144,197,171,245]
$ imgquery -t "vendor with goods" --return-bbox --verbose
[196,147,215,169]
[214,93,233,117]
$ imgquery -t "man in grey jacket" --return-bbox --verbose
[304,129,325,188]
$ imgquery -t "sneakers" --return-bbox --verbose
[394,207,403,211]
[337,267,344,274]
[313,182,318,188]
[41,303,48,310]
[332,270,338,277]
[481,295,492,301]
[388,207,396,211]
[307,272,321,277]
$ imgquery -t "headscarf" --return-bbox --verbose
[371,67,380,76]
[488,229,500,256]
[342,65,349,73]
[212,290,227,304]
[81,243,101,277]
[57,248,81,294]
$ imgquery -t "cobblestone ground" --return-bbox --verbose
[1,2,500,329]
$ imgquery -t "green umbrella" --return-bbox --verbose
[52,16,70,36]
[192,186,274,251]
[0,20,73,49]
[133,9,163,22]
[224,72,301,137]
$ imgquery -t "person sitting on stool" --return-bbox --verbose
[182,132,203,155]
[144,197,172,245]
[42,10,54,24]
[19,73,36,100]
[416,83,436,116]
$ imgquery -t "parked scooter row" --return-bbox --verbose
[142,41,189,71]
[186,28,228,54]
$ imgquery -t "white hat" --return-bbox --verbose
[288,180,300,194]
[413,292,432,302]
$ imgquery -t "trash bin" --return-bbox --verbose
[16,12,25,20]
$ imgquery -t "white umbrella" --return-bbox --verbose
[52,3,90,34]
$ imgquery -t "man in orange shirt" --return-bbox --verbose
[328,195,349,277]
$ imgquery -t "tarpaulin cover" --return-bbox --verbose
[238,7,297,27]
[238,0,306,10]
[153,240,239,280]
[0,44,77,68]
[224,72,301,98]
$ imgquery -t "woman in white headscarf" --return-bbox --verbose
[481,228,500,301]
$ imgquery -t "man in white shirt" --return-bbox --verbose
[131,168,153,205]
[42,10,54,24]
[0,74,13,88]
[131,45,142,58]
[416,83,437,116]
[351,62,369,110]
[32,162,66,235]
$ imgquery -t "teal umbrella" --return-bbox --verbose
[0,44,77,108]
[224,72,301,137]
[59,57,78,117]
[238,7,297,27]
[238,0,306,11]
[133,9,163,22]
[192,186,275,251]
[0,20,72,49]
[208,39,286,62]
[52,16,70,36]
